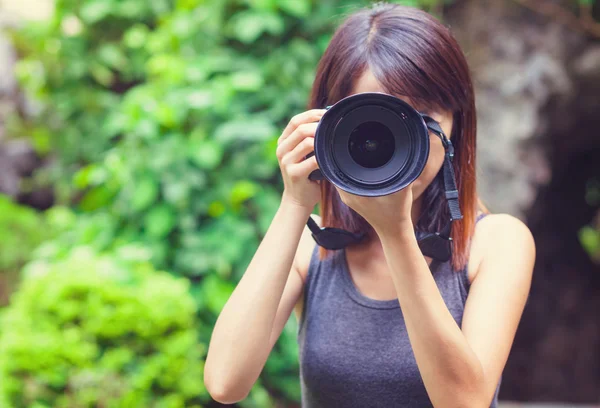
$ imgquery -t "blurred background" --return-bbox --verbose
[0,0,598,407]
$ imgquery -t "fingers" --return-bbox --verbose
[281,134,315,165]
[278,109,326,146]
[287,155,319,182]
[276,122,318,161]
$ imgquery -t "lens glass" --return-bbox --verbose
[347,121,395,168]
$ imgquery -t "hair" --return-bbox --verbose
[309,3,481,271]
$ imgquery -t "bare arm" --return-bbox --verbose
[204,201,311,403]
[378,214,534,407]
[204,109,325,404]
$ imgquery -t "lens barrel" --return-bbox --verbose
[310,92,430,197]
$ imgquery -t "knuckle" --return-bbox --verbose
[290,116,300,128]
[298,123,312,135]
[276,147,287,161]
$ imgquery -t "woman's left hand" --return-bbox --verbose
[336,184,415,236]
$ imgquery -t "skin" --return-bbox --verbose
[204,68,535,406]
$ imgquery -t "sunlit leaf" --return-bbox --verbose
[131,176,159,212]
[190,140,224,170]
[214,119,276,144]
[79,0,112,24]
[144,205,176,238]
[278,0,311,17]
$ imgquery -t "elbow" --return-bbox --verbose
[446,361,488,408]
[204,365,249,404]
[205,377,249,404]
[206,384,248,405]
[465,367,491,408]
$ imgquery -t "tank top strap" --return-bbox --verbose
[476,212,489,223]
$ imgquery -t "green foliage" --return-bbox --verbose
[0,195,56,306]
[0,247,207,408]
[8,0,450,405]
[0,194,51,275]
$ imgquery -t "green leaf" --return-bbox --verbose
[214,119,276,144]
[131,177,159,212]
[207,201,226,218]
[79,1,112,24]
[116,0,147,18]
[228,10,285,44]
[144,205,176,238]
[580,226,600,257]
[156,103,179,128]
[186,90,213,109]
[230,71,264,92]
[247,0,277,11]
[123,24,149,49]
[201,274,234,315]
[230,181,259,206]
[190,140,224,170]
[97,44,127,70]
[79,186,115,212]
[89,62,114,87]
[278,0,311,17]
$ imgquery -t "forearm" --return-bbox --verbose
[204,199,312,396]
[378,223,486,407]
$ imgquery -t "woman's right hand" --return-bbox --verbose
[276,109,326,211]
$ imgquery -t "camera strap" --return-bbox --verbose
[306,116,463,262]
[422,116,463,230]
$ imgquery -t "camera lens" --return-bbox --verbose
[348,121,395,168]
[312,93,430,196]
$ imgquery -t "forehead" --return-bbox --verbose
[350,69,417,109]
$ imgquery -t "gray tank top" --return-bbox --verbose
[297,214,500,407]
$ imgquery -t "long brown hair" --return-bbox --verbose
[309,3,479,271]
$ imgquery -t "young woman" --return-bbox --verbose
[204,3,535,407]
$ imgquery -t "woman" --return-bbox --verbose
[204,3,535,407]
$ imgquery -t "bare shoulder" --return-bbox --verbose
[467,213,536,283]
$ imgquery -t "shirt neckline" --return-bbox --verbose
[337,229,445,310]
[336,215,489,311]
[338,248,402,309]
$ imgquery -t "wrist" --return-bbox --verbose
[376,219,414,241]
[279,196,314,218]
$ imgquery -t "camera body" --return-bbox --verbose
[306,92,431,197]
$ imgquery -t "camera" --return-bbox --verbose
[307,92,432,197]
[303,92,463,261]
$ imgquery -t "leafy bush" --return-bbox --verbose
[0,246,207,408]
[0,194,51,275]
[0,194,54,305]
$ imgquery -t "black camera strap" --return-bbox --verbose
[422,116,463,232]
